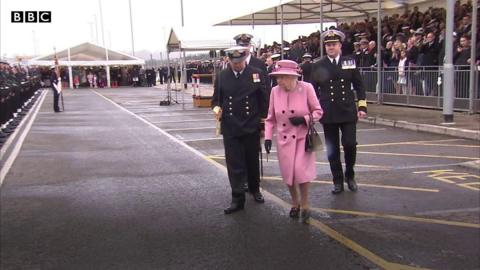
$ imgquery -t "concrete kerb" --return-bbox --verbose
[360,117,480,141]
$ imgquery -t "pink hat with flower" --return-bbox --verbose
[269,60,301,77]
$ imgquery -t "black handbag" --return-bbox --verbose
[305,113,322,152]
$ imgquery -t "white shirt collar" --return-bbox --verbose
[328,55,340,64]
[233,68,244,77]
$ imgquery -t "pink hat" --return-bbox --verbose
[269,60,301,77]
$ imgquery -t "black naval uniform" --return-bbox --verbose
[211,65,268,209]
[312,55,366,192]
[50,71,61,112]
[300,60,313,84]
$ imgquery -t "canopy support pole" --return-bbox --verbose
[376,0,382,104]
[469,0,478,113]
[67,48,73,89]
[280,4,284,59]
[320,0,324,57]
[443,0,455,122]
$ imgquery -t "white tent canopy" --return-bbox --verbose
[167,27,237,52]
[28,42,145,66]
[28,42,145,88]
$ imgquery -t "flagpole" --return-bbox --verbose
[128,0,135,56]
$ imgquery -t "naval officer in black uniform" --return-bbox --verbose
[211,46,268,214]
[300,53,314,84]
[234,33,270,193]
[311,30,367,194]
[50,66,61,112]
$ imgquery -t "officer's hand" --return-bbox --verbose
[213,106,222,121]
[264,139,272,154]
[289,117,306,126]
[215,111,222,121]
[357,111,367,119]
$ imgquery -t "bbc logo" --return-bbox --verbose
[11,11,51,23]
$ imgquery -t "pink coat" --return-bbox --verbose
[265,81,323,186]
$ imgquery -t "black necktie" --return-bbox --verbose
[236,72,240,79]
[332,58,337,65]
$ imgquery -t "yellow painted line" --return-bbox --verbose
[457,182,480,191]
[262,176,440,193]
[206,155,390,169]
[413,169,455,174]
[413,170,480,191]
[312,208,480,229]
[357,151,479,160]
[357,139,463,148]
[263,191,431,270]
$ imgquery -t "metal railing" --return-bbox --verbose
[358,66,479,112]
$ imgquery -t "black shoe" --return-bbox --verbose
[346,178,358,192]
[301,209,311,224]
[289,205,300,219]
[252,191,265,203]
[224,202,244,214]
[331,184,344,195]
[242,183,249,193]
[3,128,14,134]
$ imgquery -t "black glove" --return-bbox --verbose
[289,116,306,126]
[264,139,272,154]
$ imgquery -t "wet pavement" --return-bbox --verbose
[1,87,479,270]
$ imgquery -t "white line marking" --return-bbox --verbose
[164,127,216,132]
[356,128,387,132]
[315,128,386,134]
[183,137,223,143]
[0,90,47,187]
[91,90,226,172]
[152,119,215,124]
[141,113,213,117]
[415,207,480,215]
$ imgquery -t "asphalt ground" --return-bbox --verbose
[1,87,479,270]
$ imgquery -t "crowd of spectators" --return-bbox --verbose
[255,1,478,97]
[258,1,477,67]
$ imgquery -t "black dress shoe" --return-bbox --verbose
[289,205,300,218]
[331,184,344,195]
[224,202,244,214]
[242,183,249,193]
[346,178,358,191]
[301,209,311,224]
[252,191,265,203]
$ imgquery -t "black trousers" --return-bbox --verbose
[322,122,357,185]
[223,132,260,202]
[52,88,60,112]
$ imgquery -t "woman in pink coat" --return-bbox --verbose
[264,60,323,223]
